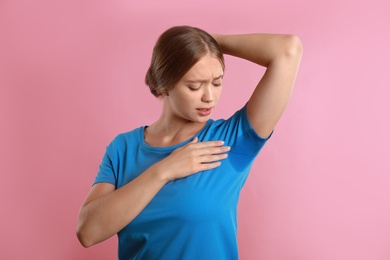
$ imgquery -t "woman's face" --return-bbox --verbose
[165,54,224,123]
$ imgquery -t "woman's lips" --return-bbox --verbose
[196,108,212,116]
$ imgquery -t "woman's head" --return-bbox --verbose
[145,26,225,98]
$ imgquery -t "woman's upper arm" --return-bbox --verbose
[246,35,303,138]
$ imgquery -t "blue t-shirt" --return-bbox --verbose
[94,105,271,260]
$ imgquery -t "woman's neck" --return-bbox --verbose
[144,115,206,147]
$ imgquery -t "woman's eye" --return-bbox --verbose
[188,85,200,91]
[213,82,222,87]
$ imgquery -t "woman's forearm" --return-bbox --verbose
[77,138,229,248]
[77,165,168,247]
[214,33,303,67]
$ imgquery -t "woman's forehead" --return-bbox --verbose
[182,56,224,81]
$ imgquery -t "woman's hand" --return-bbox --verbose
[155,137,230,181]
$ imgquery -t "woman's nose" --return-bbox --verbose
[201,86,214,102]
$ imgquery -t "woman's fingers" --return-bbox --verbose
[184,138,230,162]
[198,161,222,171]
[193,145,230,160]
[161,139,230,181]
[190,139,225,148]
[200,153,229,163]
[183,139,229,155]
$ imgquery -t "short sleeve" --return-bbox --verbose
[93,137,119,186]
[212,104,272,157]
[239,103,273,143]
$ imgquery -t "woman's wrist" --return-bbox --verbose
[149,162,171,184]
[212,34,223,49]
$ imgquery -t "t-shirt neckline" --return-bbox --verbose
[139,120,213,152]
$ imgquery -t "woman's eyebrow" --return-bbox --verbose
[185,74,224,83]
[213,75,224,80]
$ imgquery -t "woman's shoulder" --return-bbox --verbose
[107,126,145,148]
[117,126,144,138]
[209,105,247,128]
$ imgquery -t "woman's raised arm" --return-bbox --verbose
[214,33,303,138]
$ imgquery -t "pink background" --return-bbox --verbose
[1,0,389,259]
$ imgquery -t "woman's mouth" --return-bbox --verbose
[196,108,212,116]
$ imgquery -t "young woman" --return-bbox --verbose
[77,25,302,259]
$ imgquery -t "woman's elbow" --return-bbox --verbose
[77,227,93,248]
[76,219,98,248]
[284,35,303,58]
